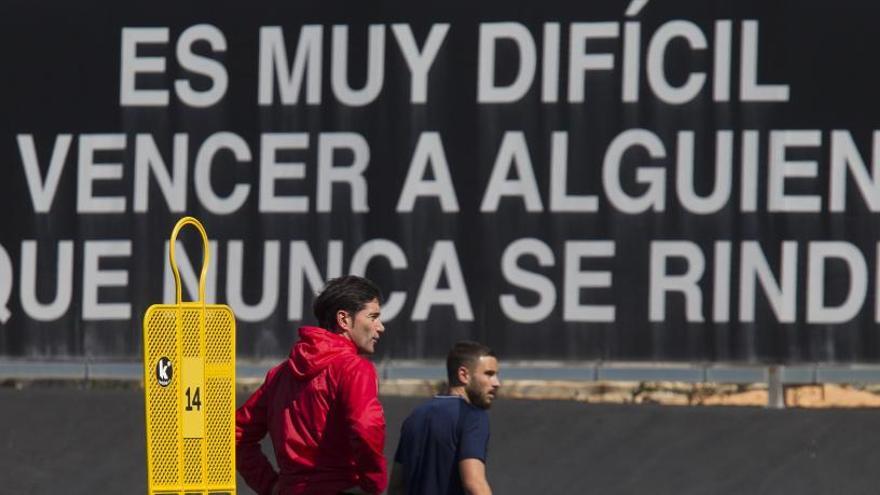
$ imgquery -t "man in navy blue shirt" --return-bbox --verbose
[389,341,501,495]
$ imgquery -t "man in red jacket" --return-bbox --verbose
[235,275,388,495]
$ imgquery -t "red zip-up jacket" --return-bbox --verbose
[235,326,387,495]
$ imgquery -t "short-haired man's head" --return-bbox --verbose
[446,340,495,386]
[313,275,382,331]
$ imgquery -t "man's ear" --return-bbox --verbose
[457,365,470,386]
[335,309,351,332]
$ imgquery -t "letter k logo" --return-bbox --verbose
[156,357,173,387]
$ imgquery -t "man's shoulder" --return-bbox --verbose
[463,402,489,420]
[263,359,290,382]
[329,354,378,387]
[400,398,463,447]
[405,396,464,422]
[456,401,490,433]
[332,353,375,371]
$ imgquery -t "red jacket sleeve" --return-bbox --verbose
[338,358,388,494]
[235,369,279,495]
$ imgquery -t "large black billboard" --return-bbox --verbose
[2,0,880,362]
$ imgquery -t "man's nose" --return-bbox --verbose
[376,320,385,332]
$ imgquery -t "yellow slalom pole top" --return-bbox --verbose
[169,216,210,305]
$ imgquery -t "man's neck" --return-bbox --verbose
[327,325,353,342]
[446,385,470,404]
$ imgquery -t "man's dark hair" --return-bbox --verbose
[313,275,382,331]
[446,341,495,386]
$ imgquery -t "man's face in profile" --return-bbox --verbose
[345,298,384,354]
[466,356,501,409]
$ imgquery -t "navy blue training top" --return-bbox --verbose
[394,395,490,495]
